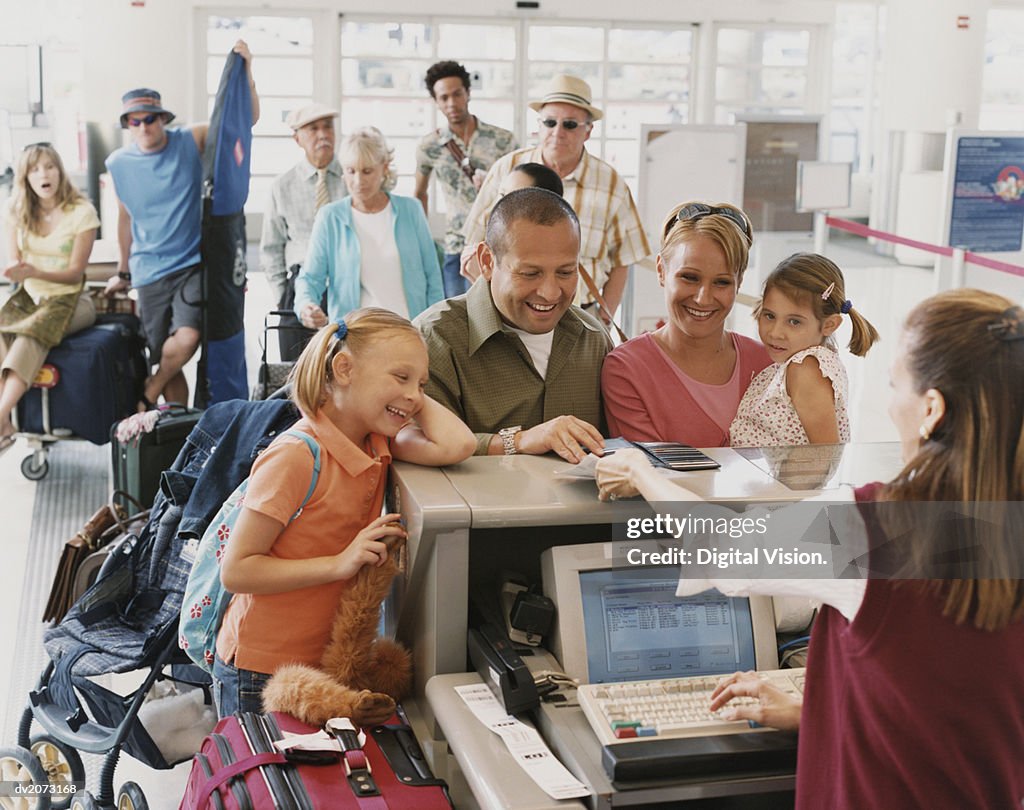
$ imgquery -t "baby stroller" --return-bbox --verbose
[2,399,301,809]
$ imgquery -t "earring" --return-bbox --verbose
[919,424,931,441]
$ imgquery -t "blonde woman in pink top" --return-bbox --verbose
[601,201,770,446]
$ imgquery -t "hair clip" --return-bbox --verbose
[840,299,853,314]
[821,282,836,301]
[987,307,1024,342]
[336,319,348,340]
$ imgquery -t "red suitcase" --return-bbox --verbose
[179,711,452,810]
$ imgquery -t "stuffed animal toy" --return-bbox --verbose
[261,537,411,728]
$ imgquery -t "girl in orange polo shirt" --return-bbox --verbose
[213,307,475,716]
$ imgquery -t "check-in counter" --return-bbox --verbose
[388,443,905,810]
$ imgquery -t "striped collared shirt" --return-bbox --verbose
[462,146,651,303]
[259,157,346,302]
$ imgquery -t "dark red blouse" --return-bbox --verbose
[795,484,1024,809]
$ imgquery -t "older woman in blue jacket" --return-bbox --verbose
[296,127,442,327]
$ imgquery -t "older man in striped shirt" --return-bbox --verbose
[462,75,650,319]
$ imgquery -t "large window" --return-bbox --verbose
[525,24,694,186]
[980,8,1024,131]
[713,26,814,123]
[338,17,694,212]
[339,19,518,201]
[829,4,884,173]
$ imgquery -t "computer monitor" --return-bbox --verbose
[541,542,779,684]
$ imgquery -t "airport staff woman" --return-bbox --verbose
[595,289,1024,809]
[296,127,442,327]
[601,201,770,445]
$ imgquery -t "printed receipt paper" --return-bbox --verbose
[455,683,590,800]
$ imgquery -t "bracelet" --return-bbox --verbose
[117,271,131,282]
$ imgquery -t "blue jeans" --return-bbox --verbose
[212,654,273,717]
[442,253,469,298]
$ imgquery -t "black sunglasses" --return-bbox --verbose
[127,114,160,127]
[539,118,586,131]
[22,141,52,151]
[670,203,752,241]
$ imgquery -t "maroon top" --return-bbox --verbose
[795,484,1024,809]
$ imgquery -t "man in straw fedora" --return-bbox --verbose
[462,74,649,320]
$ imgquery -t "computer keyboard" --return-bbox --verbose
[576,668,805,746]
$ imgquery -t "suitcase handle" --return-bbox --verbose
[326,718,391,808]
[195,752,287,810]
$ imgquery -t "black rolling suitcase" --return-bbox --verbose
[111,405,203,511]
[16,314,147,445]
[252,310,308,400]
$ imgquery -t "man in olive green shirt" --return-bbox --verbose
[414,188,610,462]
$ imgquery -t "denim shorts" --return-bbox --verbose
[212,654,272,717]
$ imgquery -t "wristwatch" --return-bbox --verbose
[117,271,131,282]
[499,425,522,455]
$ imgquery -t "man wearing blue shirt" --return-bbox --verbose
[104,40,259,408]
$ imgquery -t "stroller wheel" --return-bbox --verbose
[29,736,84,810]
[68,792,97,810]
[114,783,147,810]
[0,745,52,809]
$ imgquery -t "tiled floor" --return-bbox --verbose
[1,234,1020,808]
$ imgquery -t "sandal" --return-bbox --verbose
[0,435,15,458]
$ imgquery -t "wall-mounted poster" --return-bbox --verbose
[735,115,820,232]
[948,135,1024,252]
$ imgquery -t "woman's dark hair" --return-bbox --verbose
[881,289,1024,631]
[510,162,563,196]
[425,61,471,97]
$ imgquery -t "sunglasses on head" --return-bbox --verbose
[22,141,52,151]
[539,118,586,131]
[669,203,752,241]
[127,114,160,127]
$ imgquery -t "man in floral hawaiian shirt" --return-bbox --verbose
[415,60,517,297]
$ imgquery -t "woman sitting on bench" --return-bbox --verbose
[0,143,99,455]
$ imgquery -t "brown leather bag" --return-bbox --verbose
[577,264,629,343]
[42,491,149,623]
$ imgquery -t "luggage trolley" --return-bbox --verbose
[12,290,147,480]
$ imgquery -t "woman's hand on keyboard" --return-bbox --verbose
[709,671,802,732]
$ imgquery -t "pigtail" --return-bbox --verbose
[290,307,425,417]
[845,306,880,357]
[291,322,345,416]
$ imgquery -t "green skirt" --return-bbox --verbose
[0,286,80,350]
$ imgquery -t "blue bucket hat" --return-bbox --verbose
[119,88,175,128]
